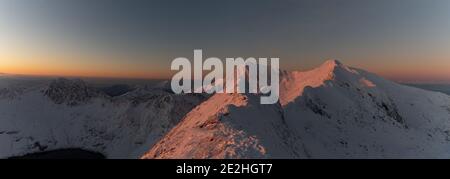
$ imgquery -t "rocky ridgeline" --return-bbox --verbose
[44,78,103,106]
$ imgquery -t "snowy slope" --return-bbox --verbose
[143,60,450,159]
[142,93,303,159]
[0,78,207,158]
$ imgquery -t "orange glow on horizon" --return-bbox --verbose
[0,53,171,79]
[2,52,450,82]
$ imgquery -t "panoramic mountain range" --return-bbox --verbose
[1,60,450,158]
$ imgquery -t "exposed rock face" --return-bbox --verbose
[44,78,103,106]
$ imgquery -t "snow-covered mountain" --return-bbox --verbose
[142,60,450,159]
[0,78,207,158]
[2,60,449,159]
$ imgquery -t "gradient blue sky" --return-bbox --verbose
[1,0,450,82]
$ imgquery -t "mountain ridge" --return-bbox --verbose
[1,60,449,158]
[143,60,450,159]
[0,78,207,158]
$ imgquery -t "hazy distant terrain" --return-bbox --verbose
[405,84,450,96]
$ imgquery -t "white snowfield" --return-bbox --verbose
[1,60,450,159]
[0,78,207,158]
[142,60,450,159]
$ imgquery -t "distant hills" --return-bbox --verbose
[406,84,450,95]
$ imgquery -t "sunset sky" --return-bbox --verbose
[1,0,450,82]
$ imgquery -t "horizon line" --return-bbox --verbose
[2,71,450,85]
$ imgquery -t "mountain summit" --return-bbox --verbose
[1,60,449,159]
[143,60,450,159]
